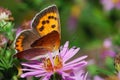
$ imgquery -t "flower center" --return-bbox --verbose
[43,55,63,72]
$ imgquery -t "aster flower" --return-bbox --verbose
[0,7,14,41]
[92,53,120,80]
[0,34,7,46]
[93,76,104,80]
[67,5,80,33]
[73,70,88,80]
[0,7,13,21]
[101,39,116,59]
[20,41,88,80]
[101,0,120,11]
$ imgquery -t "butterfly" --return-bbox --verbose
[14,5,61,60]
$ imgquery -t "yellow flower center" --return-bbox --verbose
[43,55,63,72]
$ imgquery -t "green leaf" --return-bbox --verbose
[105,57,116,73]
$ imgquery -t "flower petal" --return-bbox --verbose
[93,76,104,80]
[35,73,48,77]
[64,55,87,66]
[21,63,43,69]
[22,69,41,72]
[61,71,74,79]
[62,61,87,71]
[21,71,46,78]
[73,70,88,80]
[42,76,50,80]
[63,48,80,62]
[60,41,69,57]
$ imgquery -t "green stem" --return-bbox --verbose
[1,43,7,56]
[53,73,56,80]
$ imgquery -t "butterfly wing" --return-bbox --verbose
[31,31,60,52]
[14,48,49,60]
[32,5,61,37]
[31,5,61,51]
[15,30,39,52]
[14,31,60,60]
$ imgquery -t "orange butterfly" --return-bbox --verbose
[14,5,61,60]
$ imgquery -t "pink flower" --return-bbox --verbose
[0,7,13,21]
[20,41,88,80]
[101,39,116,59]
[101,0,120,11]
[0,34,7,46]
[93,76,104,80]
[67,5,80,33]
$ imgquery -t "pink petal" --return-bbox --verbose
[21,63,43,69]
[83,72,88,80]
[74,70,88,80]
[65,61,87,68]
[22,69,42,72]
[21,71,46,78]
[63,48,80,63]
[101,0,114,11]
[60,41,69,57]
[35,73,48,77]
[62,47,76,62]
[63,61,87,71]
[61,72,74,79]
[64,55,87,66]
[116,3,120,9]
[93,76,104,80]
[42,76,50,80]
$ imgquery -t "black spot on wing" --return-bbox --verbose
[39,26,44,31]
[51,24,56,28]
